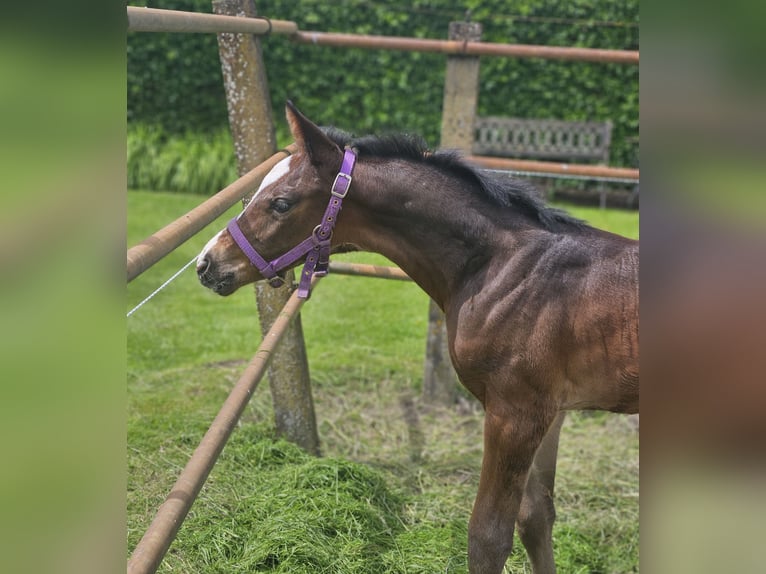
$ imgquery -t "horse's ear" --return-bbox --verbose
[285,101,342,172]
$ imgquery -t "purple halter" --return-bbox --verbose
[226,147,357,299]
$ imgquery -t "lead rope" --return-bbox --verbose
[127,256,197,318]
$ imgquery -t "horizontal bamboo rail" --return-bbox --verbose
[125,7,638,65]
[328,261,411,281]
[127,275,319,574]
[467,155,639,181]
[293,31,638,65]
[127,6,298,35]
[127,144,297,283]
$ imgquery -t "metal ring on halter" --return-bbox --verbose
[312,224,332,242]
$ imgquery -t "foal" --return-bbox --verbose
[197,102,639,573]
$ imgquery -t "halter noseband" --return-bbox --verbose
[226,147,357,299]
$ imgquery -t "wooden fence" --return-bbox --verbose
[126,4,638,572]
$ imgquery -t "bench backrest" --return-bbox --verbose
[473,117,613,164]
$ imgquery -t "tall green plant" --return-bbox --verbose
[127,124,237,193]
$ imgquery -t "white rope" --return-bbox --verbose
[127,256,197,318]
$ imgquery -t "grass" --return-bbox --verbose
[128,190,638,573]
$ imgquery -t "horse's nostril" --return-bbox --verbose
[197,258,211,276]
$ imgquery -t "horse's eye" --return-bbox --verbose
[271,198,292,214]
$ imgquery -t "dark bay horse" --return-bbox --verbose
[197,102,639,573]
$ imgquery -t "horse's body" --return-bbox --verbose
[197,103,638,573]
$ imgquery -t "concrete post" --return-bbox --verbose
[213,0,319,455]
[423,21,482,405]
[440,21,483,151]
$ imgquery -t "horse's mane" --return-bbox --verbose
[322,127,586,232]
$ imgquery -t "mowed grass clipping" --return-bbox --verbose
[128,190,638,573]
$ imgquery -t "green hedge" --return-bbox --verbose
[128,0,638,167]
[127,123,237,193]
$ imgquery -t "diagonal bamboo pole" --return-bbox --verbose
[127,276,320,574]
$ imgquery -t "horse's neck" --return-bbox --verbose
[340,160,531,308]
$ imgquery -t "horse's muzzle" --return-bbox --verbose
[197,257,236,296]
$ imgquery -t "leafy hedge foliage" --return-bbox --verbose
[127,123,237,193]
[128,0,638,166]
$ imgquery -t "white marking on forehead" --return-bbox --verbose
[237,155,294,221]
[256,155,293,198]
[196,229,223,266]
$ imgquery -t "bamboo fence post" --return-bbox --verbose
[213,0,319,454]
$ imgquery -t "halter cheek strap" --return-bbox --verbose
[227,147,357,299]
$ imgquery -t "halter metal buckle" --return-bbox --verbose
[331,172,352,198]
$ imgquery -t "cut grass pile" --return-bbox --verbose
[128,190,638,572]
[181,429,407,573]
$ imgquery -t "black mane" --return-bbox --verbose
[321,127,585,232]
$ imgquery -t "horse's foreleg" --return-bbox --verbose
[517,412,565,574]
[468,408,554,574]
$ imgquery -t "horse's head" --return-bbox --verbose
[197,101,348,296]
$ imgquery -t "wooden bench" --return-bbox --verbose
[473,117,613,164]
[473,116,615,206]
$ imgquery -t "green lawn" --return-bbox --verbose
[128,190,638,573]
